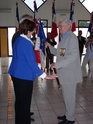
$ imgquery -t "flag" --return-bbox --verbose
[50,0,58,40]
[34,0,38,22]
[33,0,38,34]
[88,12,93,33]
[88,23,92,33]
[34,49,41,63]
[37,21,46,69]
[16,2,19,31]
[38,21,46,55]
[70,0,76,32]
[34,37,41,64]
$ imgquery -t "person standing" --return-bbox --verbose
[11,14,35,122]
[82,32,93,80]
[77,30,86,61]
[8,19,55,124]
[46,19,82,124]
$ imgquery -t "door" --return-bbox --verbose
[0,28,8,57]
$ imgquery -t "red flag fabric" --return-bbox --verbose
[34,50,41,63]
[50,0,58,40]
[72,22,76,32]
[34,36,41,64]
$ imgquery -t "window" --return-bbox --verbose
[79,20,90,27]
[79,0,93,13]
[22,0,47,12]
[79,0,85,2]
[8,28,15,56]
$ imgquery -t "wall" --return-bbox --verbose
[0,0,33,26]
[0,0,90,27]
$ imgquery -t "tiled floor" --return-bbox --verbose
[0,57,93,124]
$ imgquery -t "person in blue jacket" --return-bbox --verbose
[8,19,53,124]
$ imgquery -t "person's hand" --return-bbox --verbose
[45,42,50,48]
[50,74,58,78]
[45,74,58,80]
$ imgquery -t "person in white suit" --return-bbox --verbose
[46,19,82,124]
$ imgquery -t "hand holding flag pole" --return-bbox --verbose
[46,0,61,89]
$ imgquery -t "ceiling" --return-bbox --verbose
[0,0,74,11]
[0,0,92,14]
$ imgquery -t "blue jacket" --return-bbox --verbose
[8,36,43,81]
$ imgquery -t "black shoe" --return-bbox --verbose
[58,119,75,124]
[30,112,34,116]
[57,115,66,120]
[30,117,35,122]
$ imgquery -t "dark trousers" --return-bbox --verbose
[79,50,82,63]
[11,76,33,124]
[46,55,53,72]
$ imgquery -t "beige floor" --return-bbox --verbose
[0,57,93,124]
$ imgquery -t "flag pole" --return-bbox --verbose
[46,47,61,89]
[16,2,20,30]
[46,0,61,89]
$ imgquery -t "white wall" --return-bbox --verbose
[0,0,33,26]
[0,0,90,27]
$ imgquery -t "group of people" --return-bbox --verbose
[9,13,93,124]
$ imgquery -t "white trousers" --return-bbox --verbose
[82,55,88,77]
[89,59,93,80]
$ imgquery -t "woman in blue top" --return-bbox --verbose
[8,19,52,124]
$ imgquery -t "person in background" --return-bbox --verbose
[8,20,56,124]
[46,19,82,124]
[77,30,86,62]
[46,32,57,73]
[82,32,93,81]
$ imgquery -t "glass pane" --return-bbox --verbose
[82,0,93,13]
[41,20,47,27]
[8,28,16,56]
[22,0,46,12]
[79,21,90,27]
[79,0,85,3]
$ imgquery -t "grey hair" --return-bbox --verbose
[60,18,72,29]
